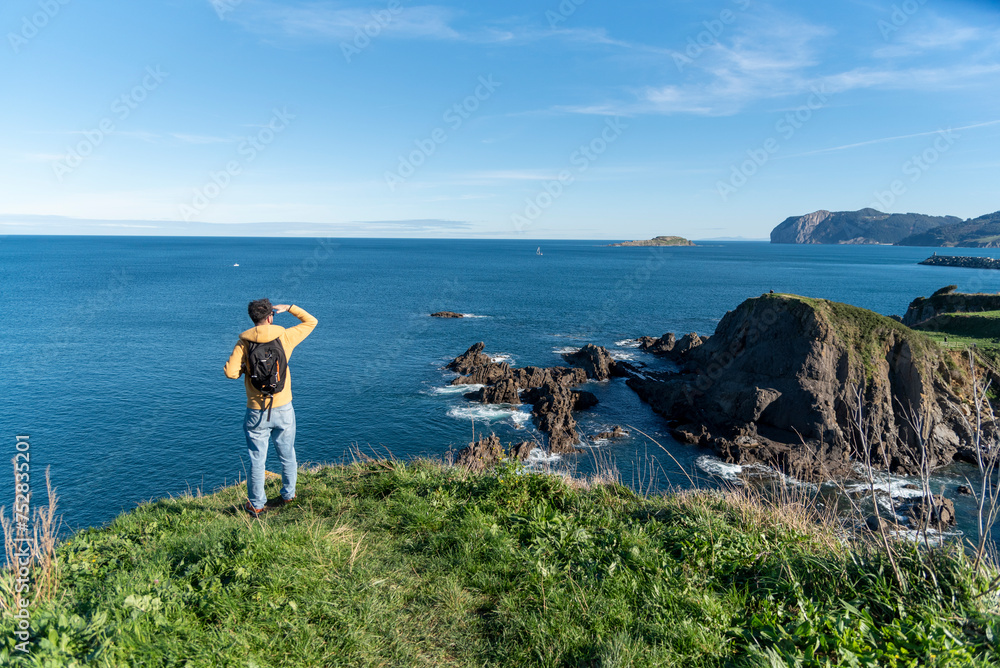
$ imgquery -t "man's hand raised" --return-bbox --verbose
[273,304,291,314]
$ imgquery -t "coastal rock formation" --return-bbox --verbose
[902,287,1000,327]
[898,210,1000,247]
[919,254,1000,270]
[454,435,506,472]
[447,344,596,453]
[628,293,982,481]
[636,332,707,361]
[770,209,961,245]
[431,311,465,318]
[595,426,629,440]
[447,342,493,374]
[901,494,957,529]
[561,344,636,380]
[609,236,695,247]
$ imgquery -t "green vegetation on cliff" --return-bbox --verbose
[3,461,998,667]
[761,293,941,382]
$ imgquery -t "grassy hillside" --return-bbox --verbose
[2,461,998,667]
[914,310,1000,368]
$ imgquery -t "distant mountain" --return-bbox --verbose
[769,208,962,245]
[896,211,1000,247]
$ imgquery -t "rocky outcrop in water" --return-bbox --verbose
[628,293,982,481]
[636,332,708,361]
[447,343,596,453]
[609,236,695,247]
[561,344,636,380]
[431,311,465,318]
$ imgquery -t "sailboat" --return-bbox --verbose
[536,247,542,256]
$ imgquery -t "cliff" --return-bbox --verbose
[770,209,961,245]
[628,294,981,481]
[902,285,1000,326]
[898,211,1000,247]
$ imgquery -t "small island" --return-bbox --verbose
[430,311,465,318]
[919,253,1000,270]
[608,235,695,247]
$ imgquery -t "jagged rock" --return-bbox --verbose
[465,378,521,405]
[903,494,956,529]
[626,294,984,482]
[447,342,493,374]
[674,332,705,354]
[563,344,624,380]
[447,344,598,454]
[431,311,465,318]
[510,441,537,461]
[454,435,506,472]
[864,514,900,532]
[573,391,599,410]
[957,485,973,495]
[903,289,1000,327]
[639,333,676,354]
[451,361,513,387]
[595,426,629,440]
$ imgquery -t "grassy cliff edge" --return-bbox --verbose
[2,461,998,667]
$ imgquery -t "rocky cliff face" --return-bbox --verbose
[770,209,961,245]
[628,294,981,481]
[902,287,1000,327]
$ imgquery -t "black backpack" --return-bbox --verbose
[244,338,287,419]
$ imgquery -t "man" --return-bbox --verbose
[225,299,318,515]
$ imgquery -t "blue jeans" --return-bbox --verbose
[243,402,297,509]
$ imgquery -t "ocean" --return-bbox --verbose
[4,236,1000,538]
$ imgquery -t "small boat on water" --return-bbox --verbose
[233,263,240,267]
[536,247,542,256]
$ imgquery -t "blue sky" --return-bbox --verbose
[1,0,999,238]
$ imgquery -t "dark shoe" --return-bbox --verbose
[245,501,266,517]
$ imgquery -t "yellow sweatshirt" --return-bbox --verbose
[224,305,318,409]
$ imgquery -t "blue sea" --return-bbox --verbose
[4,236,1000,539]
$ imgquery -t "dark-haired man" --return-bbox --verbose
[225,299,318,515]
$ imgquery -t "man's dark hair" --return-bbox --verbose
[248,298,273,325]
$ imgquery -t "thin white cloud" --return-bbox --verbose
[781,119,1000,158]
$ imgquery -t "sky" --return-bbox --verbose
[1,0,999,239]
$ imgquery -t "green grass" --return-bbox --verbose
[915,310,1000,368]
[2,460,999,667]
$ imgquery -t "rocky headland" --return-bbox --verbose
[902,285,1000,327]
[626,293,984,482]
[609,236,695,247]
[770,209,960,245]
